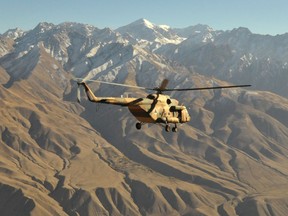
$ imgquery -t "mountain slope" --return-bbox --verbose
[1,20,288,216]
[156,27,288,98]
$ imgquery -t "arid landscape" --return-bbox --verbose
[1,19,288,215]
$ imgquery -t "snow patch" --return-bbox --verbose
[142,19,154,29]
[85,60,114,80]
[52,64,59,70]
[155,36,185,45]
[159,25,170,31]
[16,45,35,59]
[202,33,214,43]
[86,45,101,57]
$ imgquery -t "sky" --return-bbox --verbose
[0,0,287,35]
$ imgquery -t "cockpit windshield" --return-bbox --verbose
[146,94,157,99]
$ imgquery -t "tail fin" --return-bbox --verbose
[76,81,98,103]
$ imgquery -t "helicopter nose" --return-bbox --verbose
[185,110,191,122]
[187,115,191,122]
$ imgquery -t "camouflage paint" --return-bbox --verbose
[80,82,191,124]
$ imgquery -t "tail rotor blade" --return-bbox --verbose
[77,84,81,103]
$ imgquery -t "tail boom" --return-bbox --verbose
[77,82,139,106]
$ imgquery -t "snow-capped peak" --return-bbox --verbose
[31,22,55,35]
[142,18,154,29]
[116,18,185,48]
[123,18,156,30]
[132,19,170,32]
[3,28,25,39]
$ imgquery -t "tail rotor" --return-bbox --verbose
[77,82,81,103]
[73,77,86,103]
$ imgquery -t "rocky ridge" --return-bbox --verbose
[1,19,288,216]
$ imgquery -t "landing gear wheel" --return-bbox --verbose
[172,127,178,132]
[165,125,170,132]
[136,122,142,130]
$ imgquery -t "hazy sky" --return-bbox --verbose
[1,0,287,35]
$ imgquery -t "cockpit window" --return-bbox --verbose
[147,94,156,99]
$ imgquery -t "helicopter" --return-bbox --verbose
[75,78,250,132]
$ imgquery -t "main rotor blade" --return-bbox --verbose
[73,78,147,90]
[162,84,251,92]
[73,77,251,93]
[149,79,169,92]
[159,79,169,91]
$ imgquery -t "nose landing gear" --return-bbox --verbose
[165,124,170,132]
[172,126,178,132]
[136,122,178,132]
[165,124,177,132]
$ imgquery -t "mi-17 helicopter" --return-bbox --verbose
[75,78,250,132]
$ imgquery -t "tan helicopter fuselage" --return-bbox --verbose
[77,79,250,131]
[127,94,191,124]
[81,82,190,124]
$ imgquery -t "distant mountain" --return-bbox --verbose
[173,24,217,40]
[2,27,25,39]
[1,19,288,216]
[156,27,288,98]
[2,19,287,98]
[116,18,185,51]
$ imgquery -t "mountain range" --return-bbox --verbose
[1,18,288,216]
